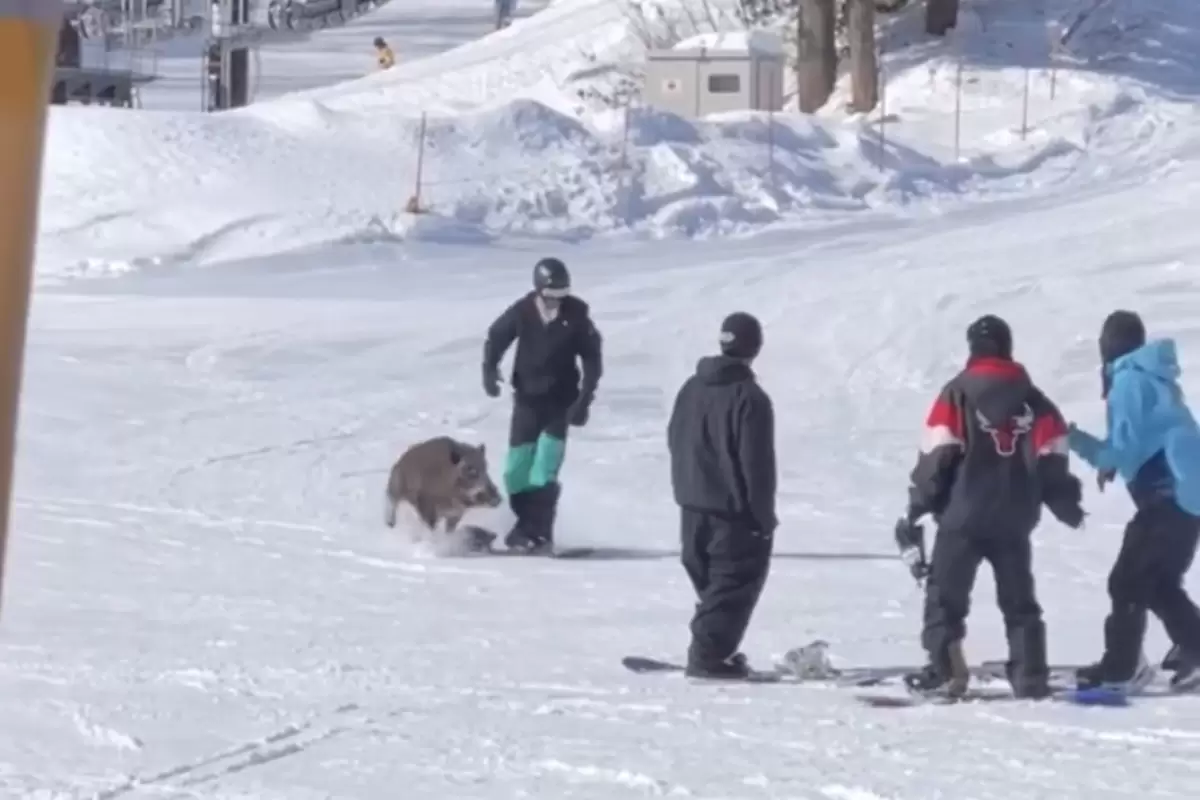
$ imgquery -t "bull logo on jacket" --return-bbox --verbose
[976,404,1035,457]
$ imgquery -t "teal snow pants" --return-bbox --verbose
[503,400,570,497]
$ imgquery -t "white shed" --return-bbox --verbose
[643,30,785,118]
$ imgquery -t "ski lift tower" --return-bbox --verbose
[204,0,255,110]
[52,0,160,108]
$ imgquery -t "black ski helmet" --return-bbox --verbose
[966,314,1013,360]
[1099,310,1145,365]
[532,257,570,294]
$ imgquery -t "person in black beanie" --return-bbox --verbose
[1068,310,1200,692]
[666,312,777,679]
[894,314,1085,699]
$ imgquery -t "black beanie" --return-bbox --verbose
[966,314,1013,360]
[1099,310,1145,364]
[720,312,763,360]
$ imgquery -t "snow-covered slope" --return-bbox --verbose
[8,0,1200,796]
[9,137,1200,799]
[39,0,1200,279]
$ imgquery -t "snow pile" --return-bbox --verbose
[37,0,1200,280]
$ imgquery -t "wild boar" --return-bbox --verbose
[384,436,502,534]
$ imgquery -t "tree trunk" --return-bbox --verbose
[796,0,836,113]
[925,0,959,36]
[847,0,878,112]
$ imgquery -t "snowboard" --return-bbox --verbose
[481,546,598,559]
[620,656,788,684]
[621,643,893,688]
[623,646,1087,695]
[854,662,1093,708]
[460,525,597,559]
[854,687,1044,707]
[854,683,1129,708]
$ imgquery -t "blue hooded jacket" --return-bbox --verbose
[1067,338,1200,516]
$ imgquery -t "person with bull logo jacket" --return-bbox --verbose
[893,315,1086,699]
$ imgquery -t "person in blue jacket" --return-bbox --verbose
[1067,310,1200,692]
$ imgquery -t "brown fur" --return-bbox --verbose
[385,436,502,533]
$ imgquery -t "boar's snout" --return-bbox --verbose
[474,479,502,508]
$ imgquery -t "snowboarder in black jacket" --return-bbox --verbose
[667,312,777,679]
[895,315,1085,699]
[482,258,602,552]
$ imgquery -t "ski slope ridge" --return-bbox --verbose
[38,0,1200,280]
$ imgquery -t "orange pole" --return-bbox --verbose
[0,0,61,619]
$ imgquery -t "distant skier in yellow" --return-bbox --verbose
[374,37,395,70]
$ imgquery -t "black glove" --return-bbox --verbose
[1097,468,1116,492]
[483,364,501,398]
[894,516,930,583]
[1056,502,1086,530]
[1049,473,1086,529]
[568,394,592,427]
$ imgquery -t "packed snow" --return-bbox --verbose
[7,0,1200,796]
[671,30,787,55]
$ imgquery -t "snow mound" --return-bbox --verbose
[36,0,1200,280]
[41,94,1097,278]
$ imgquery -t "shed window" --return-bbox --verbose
[707,74,740,93]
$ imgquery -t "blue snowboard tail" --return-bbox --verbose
[1063,686,1131,706]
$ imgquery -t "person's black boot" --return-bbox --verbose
[904,640,968,697]
[1007,620,1051,699]
[504,490,538,550]
[510,482,559,553]
[536,481,561,549]
[1163,643,1182,671]
[685,652,751,680]
[1167,648,1200,692]
[1075,652,1154,692]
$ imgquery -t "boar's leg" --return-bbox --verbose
[384,497,398,528]
[414,495,439,530]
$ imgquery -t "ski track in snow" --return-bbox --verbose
[7,0,1200,797]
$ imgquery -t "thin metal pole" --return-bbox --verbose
[413,112,427,210]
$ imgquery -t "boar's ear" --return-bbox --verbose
[449,446,462,465]
[477,443,486,456]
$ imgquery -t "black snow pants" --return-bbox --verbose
[1098,499,1200,680]
[680,509,773,668]
[921,528,1048,695]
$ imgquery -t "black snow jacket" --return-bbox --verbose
[667,355,778,534]
[907,356,1084,536]
[483,292,603,406]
